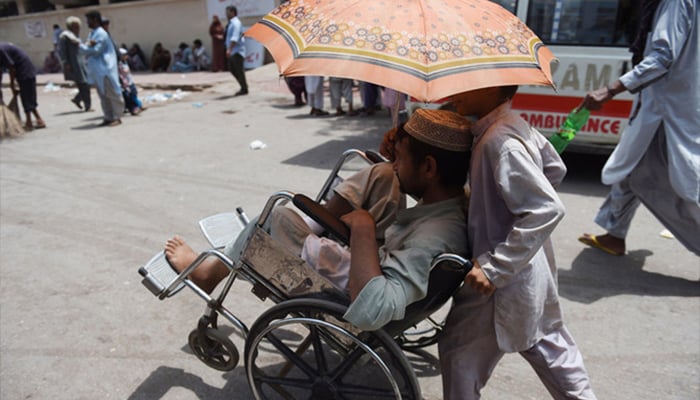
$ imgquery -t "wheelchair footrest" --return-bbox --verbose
[138,251,186,297]
[198,211,247,249]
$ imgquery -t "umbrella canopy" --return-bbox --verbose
[246,0,556,102]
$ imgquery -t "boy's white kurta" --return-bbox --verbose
[462,102,566,353]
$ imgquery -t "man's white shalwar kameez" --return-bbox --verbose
[80,26,123,122]
[595,0,700,254]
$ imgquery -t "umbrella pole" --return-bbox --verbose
[391,92,401,128]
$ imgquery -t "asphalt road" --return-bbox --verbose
[1,65,698,399]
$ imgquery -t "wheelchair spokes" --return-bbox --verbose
[244,299,421,400]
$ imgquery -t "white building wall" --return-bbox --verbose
[0,0,279,71]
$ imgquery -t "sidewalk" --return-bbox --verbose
[34,70,235,92]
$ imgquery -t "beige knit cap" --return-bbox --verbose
[66,16,81,27]
[404,108,472,152]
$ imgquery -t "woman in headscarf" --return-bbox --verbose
[209,15,226,72]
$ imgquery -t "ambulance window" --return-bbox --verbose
[525,0,638,46]
[490,0,517,13]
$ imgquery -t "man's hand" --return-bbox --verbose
[581,87,611,111]
[465,259,495,296]
[340,209,375,233]
[582,80,625,111]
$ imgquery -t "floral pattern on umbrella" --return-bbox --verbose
[247,0,555,102]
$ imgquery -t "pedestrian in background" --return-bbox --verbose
[209,15,226,72]
[150,42,171,72]
[225,6,248,96]
[80,10,124,127]
[284,76,306,107]
[118,48,143,116]
[329,77,356,116]
[57,16,92,112]
[578,0,699,256]
[359,81,381,116]
[52,24,61,50]
[0,42,46,131]
[305,76,328,116]
[171,42,194,72]
[192,39,210,71]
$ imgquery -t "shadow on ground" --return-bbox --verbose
[559,248,700,304]
[127,365,249,400]
[128,332,442,399]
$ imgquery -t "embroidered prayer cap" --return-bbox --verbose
[404,108,472,152]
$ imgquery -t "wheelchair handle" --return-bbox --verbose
[364,149,388,164]
[293,194,350,246]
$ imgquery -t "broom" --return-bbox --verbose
[1,93,24,138]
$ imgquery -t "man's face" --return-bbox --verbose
[70,23,80,35]
[393,136,426,198]
[86,17,97,29]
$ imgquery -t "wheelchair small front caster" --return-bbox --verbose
[188,327,240,371]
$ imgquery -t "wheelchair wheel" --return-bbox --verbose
[188,327,240,371]
[244,298,421,400]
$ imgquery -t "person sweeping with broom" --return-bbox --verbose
[0,42,46,132]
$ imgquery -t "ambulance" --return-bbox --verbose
[408,0,639,154]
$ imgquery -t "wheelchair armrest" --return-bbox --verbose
[293,194,350,246]
[383,253,472,337]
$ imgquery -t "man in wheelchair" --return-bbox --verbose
[165,108,472,331]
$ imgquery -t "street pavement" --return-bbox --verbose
[1,64,698,399]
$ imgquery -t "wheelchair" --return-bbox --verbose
[138,149,472,400]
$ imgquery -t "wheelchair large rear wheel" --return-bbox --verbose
[244,298,421,400]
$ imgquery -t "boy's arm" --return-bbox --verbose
[477,147,565,289]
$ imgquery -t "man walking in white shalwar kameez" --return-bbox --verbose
[578,0,700,256]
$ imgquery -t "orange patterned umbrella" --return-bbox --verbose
[246,0,556,102]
